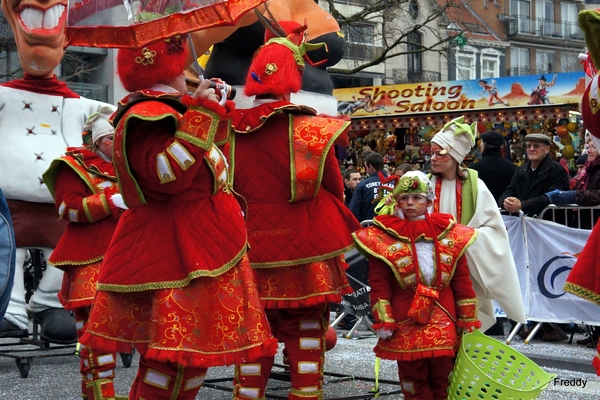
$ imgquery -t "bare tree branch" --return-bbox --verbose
[320,0,465,76]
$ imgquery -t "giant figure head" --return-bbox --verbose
[1,0,68,78]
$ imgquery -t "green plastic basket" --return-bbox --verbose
[448,329,556,400]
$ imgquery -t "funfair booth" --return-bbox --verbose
[333,72,586,173]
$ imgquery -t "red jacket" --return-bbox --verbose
[353,213,479,361]
[230,101,360,265]
[97,91,247,290]
[43,148,119,267]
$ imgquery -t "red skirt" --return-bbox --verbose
[256,255,352,309]
[80,253,278,368]
[58,261,101,310]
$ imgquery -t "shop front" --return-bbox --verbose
[333,72,586,174]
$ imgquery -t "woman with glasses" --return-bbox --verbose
[427,117,526,333]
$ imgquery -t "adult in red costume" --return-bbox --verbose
[353,171,481,400]
[0,0,113,343]
[42,108,127,399]
[228,22,361,400]
[564,9,600,373]
[78,36,277,399]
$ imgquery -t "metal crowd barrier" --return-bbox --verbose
[504,205,600,346]
[538,204,600,230]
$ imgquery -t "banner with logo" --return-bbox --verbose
[503,215,600,325]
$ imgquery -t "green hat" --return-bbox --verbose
[392,171,435,200]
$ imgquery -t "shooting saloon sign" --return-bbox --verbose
[333,71,585,118]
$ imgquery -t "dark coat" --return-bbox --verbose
[499,154,570,217]
[575,157,600,205]
[349,171,387,223]
[469,149,517,202]
[344,185,354,207]
[573,157,600,229]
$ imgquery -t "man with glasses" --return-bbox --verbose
[499,133,570,217]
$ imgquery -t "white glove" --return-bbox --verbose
[110,193,128,210]
[377,328,394,340]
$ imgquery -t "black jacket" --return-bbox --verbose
[499,154,570,217]
[348,171,387,223]
[470,149,517,202]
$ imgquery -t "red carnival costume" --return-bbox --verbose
[353,185,480,400]
[79,38,276,400]
[43,137,125,399]
[564,9,600,375]
[228,21,361,400]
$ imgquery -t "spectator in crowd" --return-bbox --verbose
[349,152,388,223]
[499,133,570,217]
[571,153,588,189]
[546,133,600,228]
[393,163,413,178]
[427,116,526,332]
[499,134,570,341]
[344,168,361,206]
[470,131,516,202]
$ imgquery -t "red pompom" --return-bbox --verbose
[325,325,337,351]
[117,37,188,92]
[244,42,302,97]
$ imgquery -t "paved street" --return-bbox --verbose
[0,320,599,399]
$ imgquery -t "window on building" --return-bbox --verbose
[561,2,580,39]
[407,31,423,79]
[345,23,376,60]
[409,0,419,20]
[481,48,502,78]
[560,52,580,72]
[510,47,530,76]
[510,0,532,34]
[536,50,555,73]
[535,0,555,36]
[456,53,476,80]
[331,74,375,89]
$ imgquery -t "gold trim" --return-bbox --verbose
[48,255,104,267]
[564,282,600,307]
[174,106,221,151]
[249,244,354,268]
[166,140,196,171]
[82,198,94,222]
[97,245,247,292]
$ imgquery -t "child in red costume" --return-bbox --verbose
[78,36,277,400]
[42,108,127,399]
[228,21,361,400]
[353,171,481,400]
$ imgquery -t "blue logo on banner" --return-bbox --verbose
[537,255,575,299]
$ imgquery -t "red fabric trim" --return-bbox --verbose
[457,320,482,331]
[262,292,350,310]
[374,347,455,361]
[3,75,80,98]
[372,322,396,331]
[593,351,600,376]
[145,339,279,368]
[179,95,228,117]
